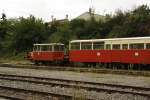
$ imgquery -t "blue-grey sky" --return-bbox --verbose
[0,0,150,21]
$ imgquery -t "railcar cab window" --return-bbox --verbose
[33,45,40,51]
[33,45,37,51]
[112,44,120,50]
[81,42,92,50]
[93,42,104,50]
[70,43,80,50]
[54,45,64,51]
[129,43,144,49]
[41,45,50,51]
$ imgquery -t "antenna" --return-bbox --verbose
[90,0,92,8]
[89,0,95,14]
[90,0,94,9]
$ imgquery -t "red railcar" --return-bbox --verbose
[69,37,150,64]
[27,43,65,64]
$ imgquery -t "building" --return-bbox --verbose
[75,8,105,22]
[47,14,69,27]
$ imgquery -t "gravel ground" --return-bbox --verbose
[0,67,149,88]
[0,79,149,100]
[0,67,149,99]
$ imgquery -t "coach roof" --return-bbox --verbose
[33,43,64,46]
[70,36,150,43]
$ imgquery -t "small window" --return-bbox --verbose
[81,42,92,50]
[71,43,80,50]
[33,45,37,51]
[54,45,64,51]
[49,45,52,51]
[122,44,128,50]
[129,43,144,50]
[33,45,40,51]
[41,45,49,51]
[112,44,120,50]
[106,44,111,50]
[93,42,104,50]
[146,43,150,49]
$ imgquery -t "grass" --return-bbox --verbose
[0,52,28,64]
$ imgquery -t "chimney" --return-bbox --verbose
[51,15,54,21]
[65,14,68,20]
[89,8,92,14]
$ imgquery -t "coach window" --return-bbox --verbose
[93,42,104,50]
[122,44,128,50]
[129,43,144,49]
[71,43,80,50]
[81,42,92,50]
[146,43,150,49]
[106,44,111,50]
[112,44,120,50]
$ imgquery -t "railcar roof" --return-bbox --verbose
[70,36,150,43]
[33,43,64,46]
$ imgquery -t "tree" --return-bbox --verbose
[12,15,46,52]
[47,21,77,48]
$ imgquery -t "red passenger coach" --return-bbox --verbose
[28,43,64,64]
[69,37,150,64]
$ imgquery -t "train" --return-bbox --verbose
[26,37,150,69]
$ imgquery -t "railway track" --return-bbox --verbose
[0,63,150,77]
[0,85,75,100]
[0,95,21,100]
[0,73,149,100]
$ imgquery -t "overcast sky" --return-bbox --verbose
[0,0,150,22]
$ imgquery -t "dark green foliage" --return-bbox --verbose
[47,21,76,49]
[12,15,46,52]
[107,5,150,38]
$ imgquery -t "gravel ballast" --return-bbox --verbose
[0,67,149,99]
[0,67,149,87]
[0,79,149,100]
